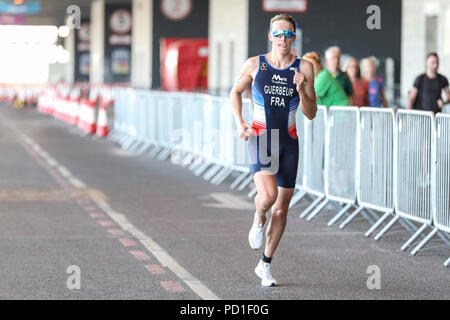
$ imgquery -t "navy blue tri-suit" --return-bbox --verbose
[248,55,302,189]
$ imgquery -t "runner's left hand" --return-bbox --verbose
[293,69,305,93]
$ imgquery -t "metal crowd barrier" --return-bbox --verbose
[370,110,449,255]
[307,107,368,228]
[110,89,253,188]
[291,106,327,215]
[434,114,450,266]
[108,89,450,265]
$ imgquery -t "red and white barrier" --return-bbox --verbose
[96,86,114,138]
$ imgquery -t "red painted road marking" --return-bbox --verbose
[90,213,106,219]
[129,250,151,261]
[145,264,166,275]
[119,238,137,247]
[98,220,115,227]
[107,229,125,236]
[77,198,90,206]
[161,281,185,293]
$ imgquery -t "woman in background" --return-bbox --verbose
[362,56,388,108]
[344,57,369,107]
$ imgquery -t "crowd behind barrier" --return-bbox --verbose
[3,84,449,268]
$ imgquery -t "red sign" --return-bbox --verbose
[161,38,208,91]
[262,0,307,13]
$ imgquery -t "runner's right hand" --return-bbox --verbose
[239,123,256,141]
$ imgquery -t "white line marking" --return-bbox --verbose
[202,192,254,210]
[18,133,220,300]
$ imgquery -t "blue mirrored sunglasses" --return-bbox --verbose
[271,30,295,39]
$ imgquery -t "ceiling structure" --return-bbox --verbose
[2,0,130,27]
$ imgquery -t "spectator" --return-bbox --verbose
[362,56,388,108]
[302,51,349,108]
[407,53,450,113]
[344,57,369,107]
[325,46,353,104]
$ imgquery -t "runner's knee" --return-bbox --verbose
[259,191,278,211]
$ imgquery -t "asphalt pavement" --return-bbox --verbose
[0,103,448,300]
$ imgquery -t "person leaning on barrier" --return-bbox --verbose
[407,53,450,114]
[344,57,369,107]
[325,46,354,105]
[229,13,317,287]
[361,56,388,108]
[302,51,349,108]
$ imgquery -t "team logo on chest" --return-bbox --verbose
[272,74,288,85]
[260,62,268,71]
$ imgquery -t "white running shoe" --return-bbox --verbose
[255,262,277,287]
[248,223,264,250]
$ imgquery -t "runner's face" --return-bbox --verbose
[270,20,295,53]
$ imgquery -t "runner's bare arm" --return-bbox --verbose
[297,60,317,120]
[230,57,258,139]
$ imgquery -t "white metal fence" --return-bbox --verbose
[109,88,450,267]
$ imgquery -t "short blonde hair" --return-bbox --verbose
[270,14,296,33]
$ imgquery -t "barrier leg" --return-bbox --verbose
[149,146,162,159]
[248,187,257,199]
[400,223,428,251]
[194,163,211,176]
[306,198,330,221]
[339,206,364,229]
[288,189,306,209]
[230,172,250,190]
[398,217,419,235]
[203,164,222,181]
[180,153,194,168]
[374,215,400,241]
[122,137,137,150]
[211,167,230,184]
[436,231,450,247]
[299,196,324,219]
[213,168,234,186]
[410,227,439,256]
[127,140,143,152]
[188,156,203,171]
[444,257,450,267]
[328,203,353,227]
[365,211,392,237]
[118,134,132,146]
[136,142,153,155]
[238,175,254,191]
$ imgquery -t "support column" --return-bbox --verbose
[209,0,249,95]
[131,0,153,89]
[90,0,105,85]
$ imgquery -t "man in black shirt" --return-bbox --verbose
[407,53,450,113]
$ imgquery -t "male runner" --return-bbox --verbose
[230,14,317,286]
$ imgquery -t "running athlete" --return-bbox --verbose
[230,14,317,287]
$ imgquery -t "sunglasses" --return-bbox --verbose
[271,30,295,39]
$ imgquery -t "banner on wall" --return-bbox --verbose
[75,21,90,82]
[161,38,208,91]
[262,0,307,13]
[105,5,132,83]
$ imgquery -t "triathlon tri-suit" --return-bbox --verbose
[248,54,301,189]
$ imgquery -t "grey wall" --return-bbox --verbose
[152,0,209,89]
[248,0,402,82]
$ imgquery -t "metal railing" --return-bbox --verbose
[108,88,450,267]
